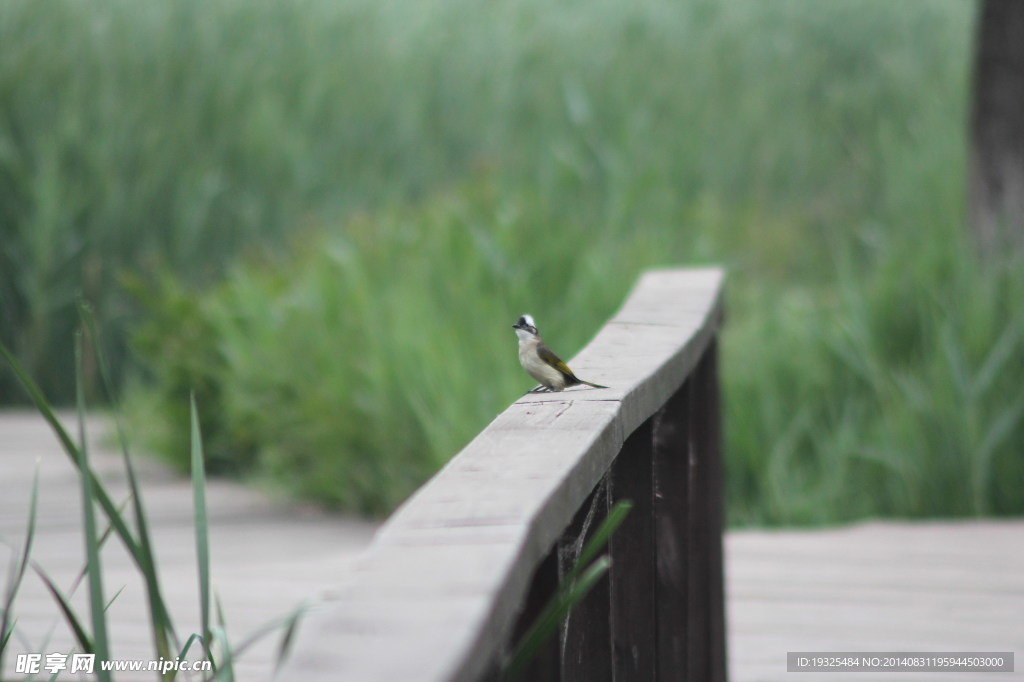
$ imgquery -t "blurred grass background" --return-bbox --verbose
[1,0,1021,522]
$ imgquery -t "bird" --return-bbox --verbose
[512,314,608,392]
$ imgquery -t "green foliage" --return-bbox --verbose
[124,181,639,513]
[0,467,37,672]
[725,229,1024,524]
[0,0,473,402]
[0,333,301,679]
[6,0,1023,522]
[0,0,970,401]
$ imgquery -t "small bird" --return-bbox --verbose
[512,314,607,392]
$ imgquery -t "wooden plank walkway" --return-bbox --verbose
[1,412,1021,681]
[726,522,1023,682]
[0,412,377,681]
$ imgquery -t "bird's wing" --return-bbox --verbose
[537,343,576,378]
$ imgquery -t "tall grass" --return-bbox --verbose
[4,0,1020,523]
[122,179,636,512]
[724,226,1024,524]
[0,0,970,398]
[0,0,472,401]
[0,330,301,679]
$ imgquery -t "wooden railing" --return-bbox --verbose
[277,267,727,681]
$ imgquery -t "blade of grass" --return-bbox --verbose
[273,606,305,675]
[973,397,1024,515]
[177,632,203,661]
[226,604,308,661]
[104,585,127,613]
[80,304,179,663]
[211,597,234,682]
[0,343,142,561]
[190,394,212,664]
[25,503,127,662]
[33,566,93,654]
[504,556,611,679]
[970,318,1024,401]
[75,331,111,682]
[503,500,631,677]
[0,465,40,667]
[563,500,632,586]
[67,500,128,595]
[2,324,181,678]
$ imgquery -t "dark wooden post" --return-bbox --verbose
[652,379,693,678]
[504,550,562,681]
[558,482,613,682]
[692,341,728,682]
[608,419,657,680]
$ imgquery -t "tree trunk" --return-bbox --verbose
[968,0,1024,259]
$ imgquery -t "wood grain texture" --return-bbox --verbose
[277,267,725,681]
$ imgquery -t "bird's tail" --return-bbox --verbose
[581,379,608,389]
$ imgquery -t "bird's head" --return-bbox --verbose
[512,314,540,341]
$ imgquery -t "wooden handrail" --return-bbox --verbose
[277,267,727,681]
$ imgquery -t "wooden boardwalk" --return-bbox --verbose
[726,522,1023,682]
[0,412,377,681]
[1,412,1021,681]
